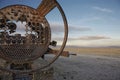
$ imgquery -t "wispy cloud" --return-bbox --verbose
[53,35,111,41]
[80,17,102,23]
[16,22,91,34]
[92,6,113,13]
[79,35,111,40]
[50,23,91,33]
[48,35,120,47]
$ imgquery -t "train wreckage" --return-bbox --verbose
[0,0,69,80]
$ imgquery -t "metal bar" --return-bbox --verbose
[48,49,69,57]
[37,0,57,16]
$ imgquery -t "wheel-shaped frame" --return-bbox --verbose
[0,0,68,74]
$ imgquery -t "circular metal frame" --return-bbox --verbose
[0,5,51,63]
[0,0,68,74]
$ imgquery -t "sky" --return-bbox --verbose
[0,0,120,47]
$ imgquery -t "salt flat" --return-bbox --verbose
[0,49,120,80]
[51,54,120,80]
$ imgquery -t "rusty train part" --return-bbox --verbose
[0,5,51,63]
[0,0,68,74]
[37,0,57,16]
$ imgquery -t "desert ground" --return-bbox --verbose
[0,48,120,80]
[51,47,120,80]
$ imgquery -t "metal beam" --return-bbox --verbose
[37,0,57,16]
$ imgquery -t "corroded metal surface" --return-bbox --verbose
[0,5,51,63]
[0,66,54,80]
[0,0,68,74]
[37,0,57,16]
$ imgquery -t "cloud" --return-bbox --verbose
[16,22,26,30]
[50,23,91,33]
[92,6,113,13]
[45,35,120,47]
[80,17,101,23]
[53,35,111,41]
[70,26,91,32]
[66,39,120,47]
[79,35,111,40]
[13,22,91,35]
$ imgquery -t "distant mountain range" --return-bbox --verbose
[64,45,120,48]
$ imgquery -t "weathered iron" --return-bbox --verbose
[0,0,68,79]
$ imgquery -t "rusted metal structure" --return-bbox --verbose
[0,0,68,80]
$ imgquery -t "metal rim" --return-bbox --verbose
[30,0,68,73]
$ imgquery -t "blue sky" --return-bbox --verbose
[0,0,120,47]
